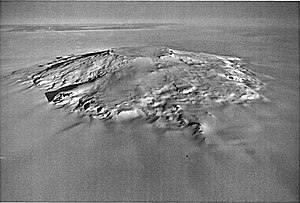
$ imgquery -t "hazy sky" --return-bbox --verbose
[0,1,298,26]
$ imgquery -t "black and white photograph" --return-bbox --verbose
[0,1,299,202]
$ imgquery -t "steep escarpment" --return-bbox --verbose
[7,46,269,140]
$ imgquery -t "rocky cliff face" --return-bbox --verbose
[7,46,269,141]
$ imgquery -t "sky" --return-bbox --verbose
[0,1,298,26]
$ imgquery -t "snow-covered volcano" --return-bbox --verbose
[6,46,269,140]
